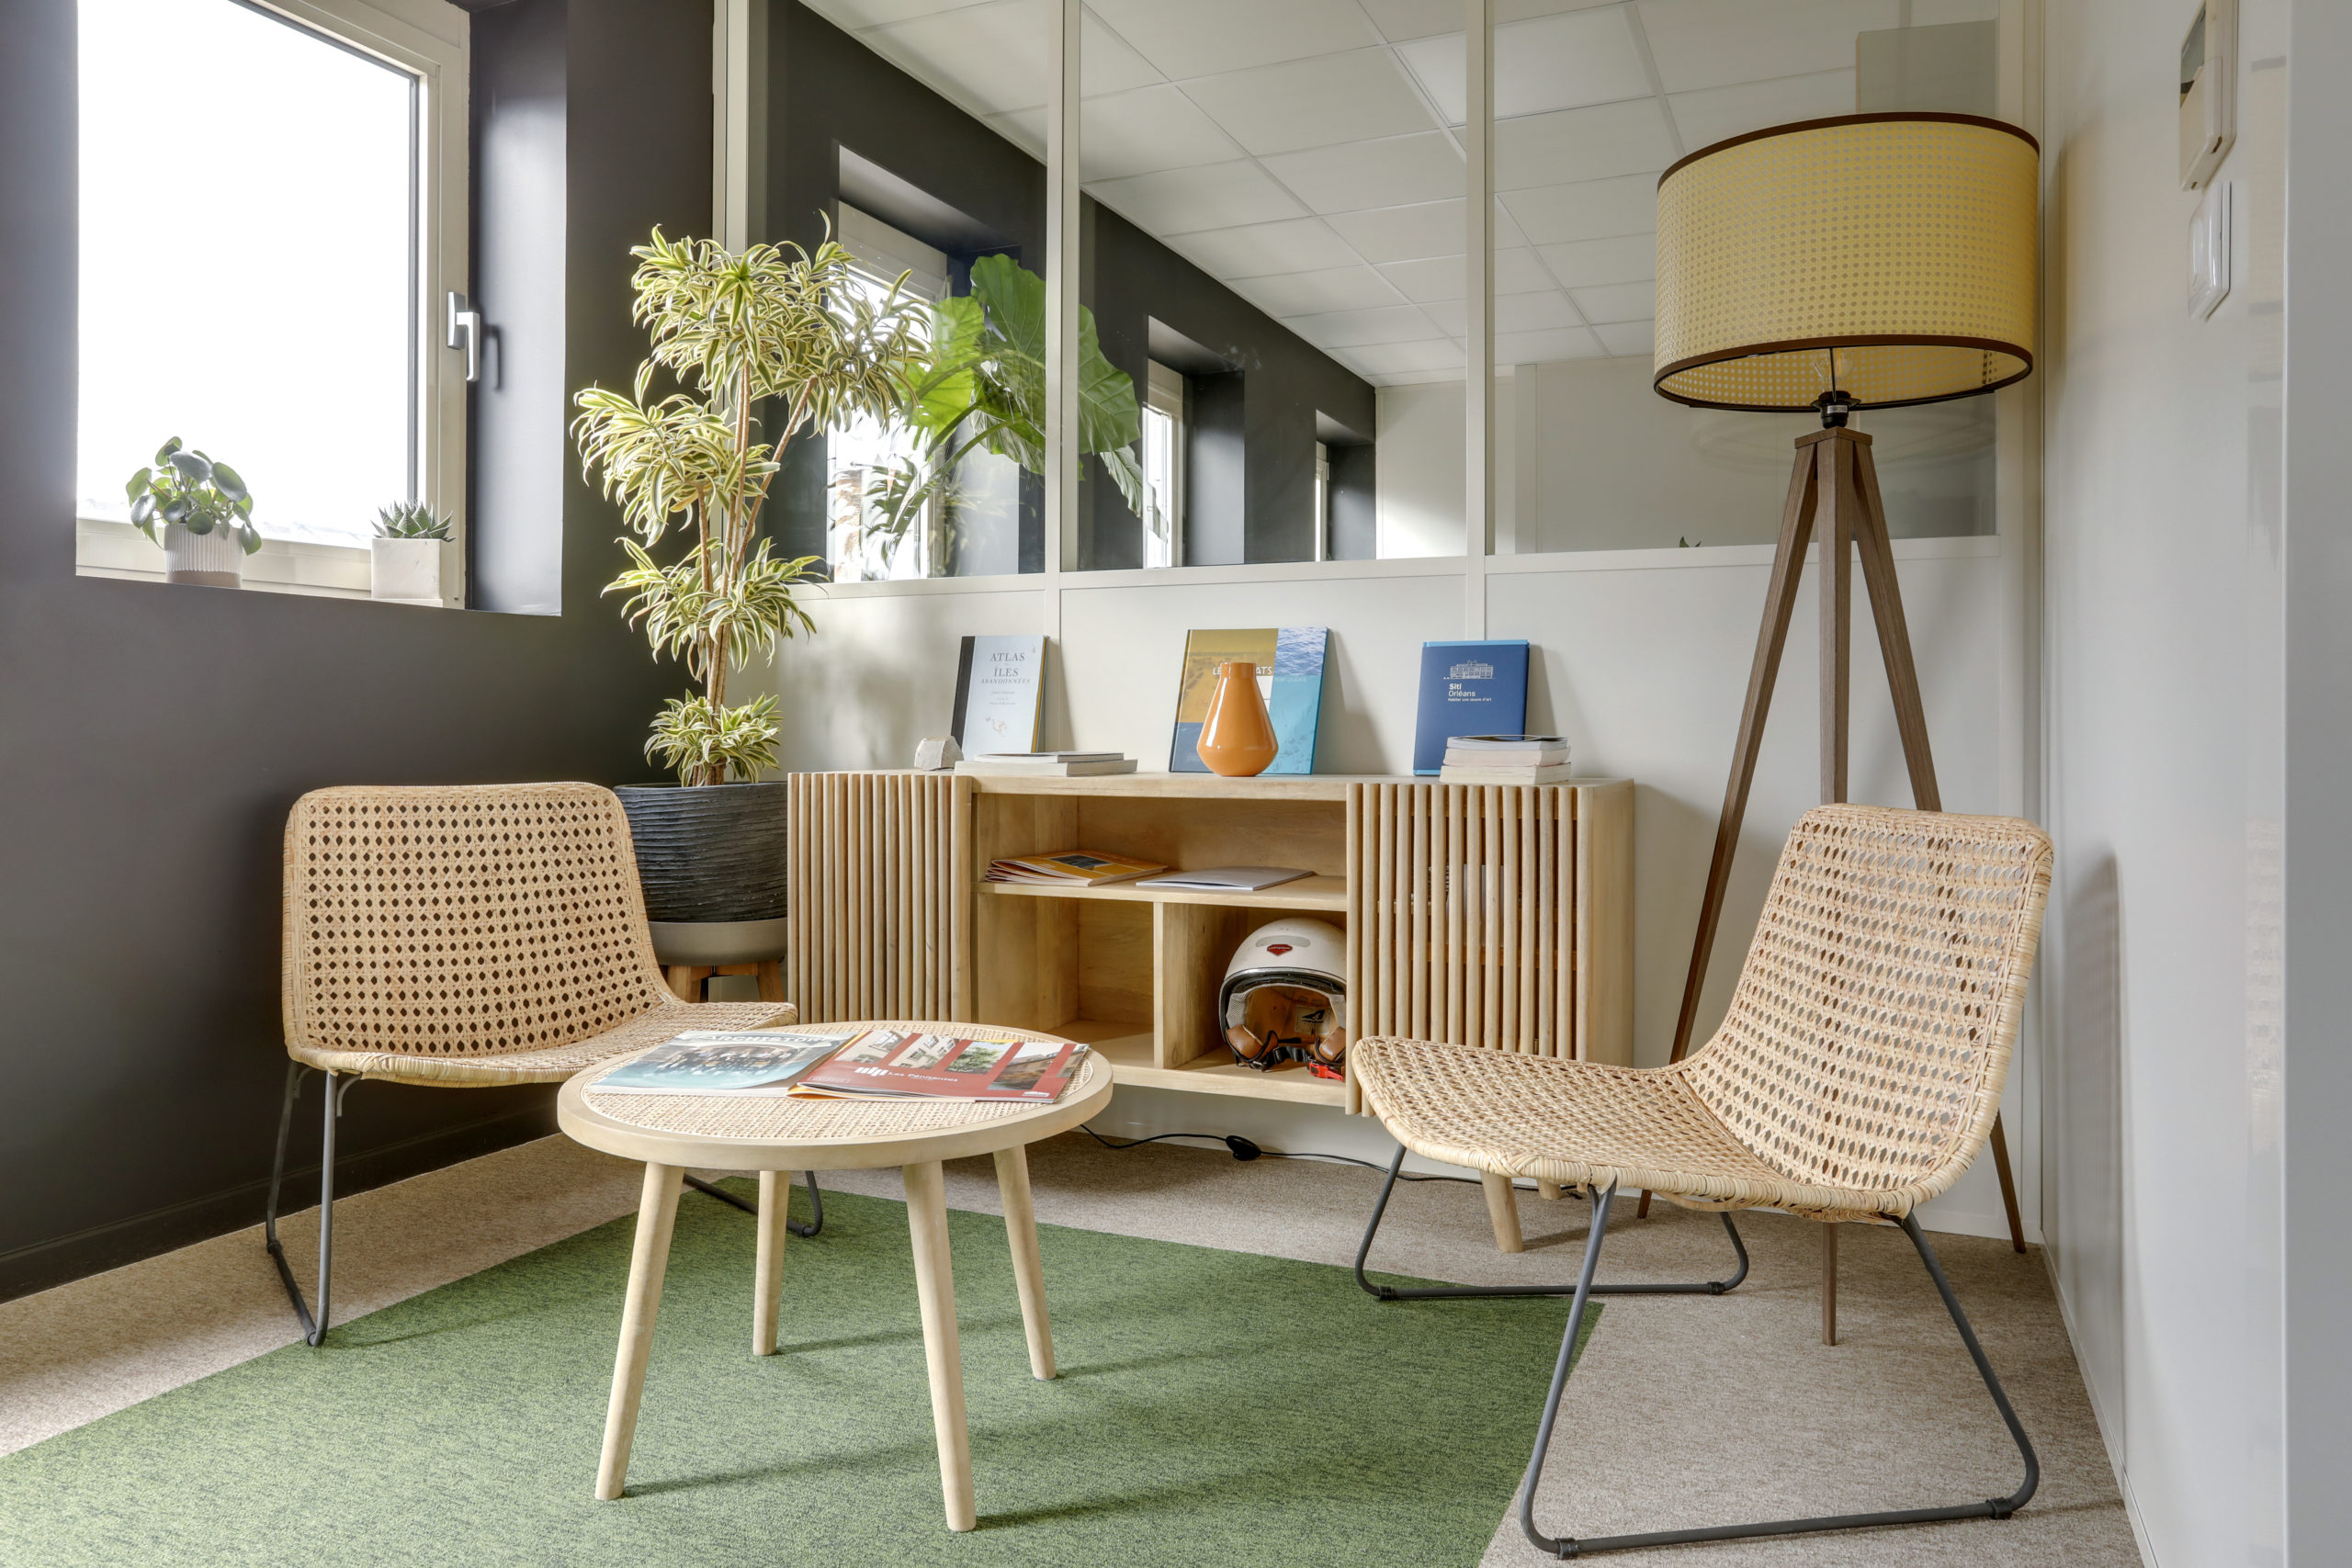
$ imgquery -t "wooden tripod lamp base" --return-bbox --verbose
[1645,425,2029,1345]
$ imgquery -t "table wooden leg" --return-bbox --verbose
[904,1160,976,1531]
[597,1162,684,1500]
[1480,1171,1525,1254]
[993,1145,1055,1380]
[753,1168,793,1358]
[1536,1179,1563,1201]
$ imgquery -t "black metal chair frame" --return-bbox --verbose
[262,1061,824,1347]
[1352,1144,2040,1559]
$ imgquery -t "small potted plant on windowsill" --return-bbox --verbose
[126,438,259,589]
[370,502,461,606]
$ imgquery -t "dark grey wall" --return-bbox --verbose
[0,0,712,1301]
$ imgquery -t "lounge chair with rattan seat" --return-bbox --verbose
[1349,804,2053,1558]
[267,782,808,1347]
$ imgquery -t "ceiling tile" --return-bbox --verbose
[1228,265,1408,316]
[1180,49,1439,156]
[1326,198,1465,263]
[1331,338,1467,377]
[1090,159,1307,234]
[1160,217,1363,277]
[1421,289,1581,336]
[1359,0,1610,44]
[1499,172,1657,245]
[1396,9,1650,124]
[1285,303,1446,348]
[1084,0,1379,81]
[801,0,994,29]
[1378,247,1551,301]
[1568,280,1657,323]
[1261,131,1464,216]
[1668,71,1856,152]
[1636,0,1899,95]
[1534,232,1656,288]
[1593,319,1656,356]
[1496,98,1678,190]
[1498,324,1605,363]
[994,85,1248,180]
[868,0,1161,116]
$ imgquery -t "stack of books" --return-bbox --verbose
[1438,734,1573,785]
[956,750,1137,777]
[986,850,1168,886]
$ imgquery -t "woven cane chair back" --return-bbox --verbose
[1680,804,2052,1200]
[283,784,675,1063]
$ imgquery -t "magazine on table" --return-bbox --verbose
[790,1028,1091,1103]
[594,1032,848,1096]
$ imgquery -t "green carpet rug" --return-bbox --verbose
[0,1183,1593,1567]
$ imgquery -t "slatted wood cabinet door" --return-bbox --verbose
[785,771,967,1024]
[1347,779,1632,1071]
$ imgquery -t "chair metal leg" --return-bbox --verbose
[1467,1187,2040,1557]
[1352,1143,1748,1300]
[263,1063,341,1348]
[685,1170,824,1237]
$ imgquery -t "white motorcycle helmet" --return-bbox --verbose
[1218,918,1349,1073]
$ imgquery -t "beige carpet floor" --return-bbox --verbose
[0,1131,2142,1565]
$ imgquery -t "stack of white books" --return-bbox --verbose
[1438,735,1572,785]
[955,751,1138,777]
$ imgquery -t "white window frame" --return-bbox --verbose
[74,0,469,600]
[1143,358,1186,570]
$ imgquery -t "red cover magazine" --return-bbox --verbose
[790,1029,1090,1102]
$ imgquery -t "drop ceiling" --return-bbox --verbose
[801,0,2000,385]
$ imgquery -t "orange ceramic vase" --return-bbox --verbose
[1195,660,1278,777]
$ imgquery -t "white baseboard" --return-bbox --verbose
[2041,1245,2158,1567]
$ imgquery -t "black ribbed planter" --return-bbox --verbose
[614,782,789,923]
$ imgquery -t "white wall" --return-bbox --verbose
[761,534,2033,1244]
[2036,0,2292,1560]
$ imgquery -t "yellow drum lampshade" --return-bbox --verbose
[1653,113,2039,412]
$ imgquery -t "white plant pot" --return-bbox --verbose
[163,521,244,589]
[370,537,461,606]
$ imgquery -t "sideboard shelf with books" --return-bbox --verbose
[782,770,1635,1111]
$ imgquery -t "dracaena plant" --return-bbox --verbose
[126,438,259,554]
[573,227,931,785]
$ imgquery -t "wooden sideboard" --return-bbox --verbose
[784,771,1632,1110]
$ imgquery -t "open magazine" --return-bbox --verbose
[790,1029,1091,1103]
[594,1032,846,1096]
[986,850,1167,886]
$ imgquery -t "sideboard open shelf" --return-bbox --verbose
[784,770,1634,1111]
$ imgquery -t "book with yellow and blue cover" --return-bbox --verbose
[1168,626,1329,774]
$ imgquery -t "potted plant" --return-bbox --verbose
[126,438,259,588]
[369,502,461,606]
[573,227,930,938]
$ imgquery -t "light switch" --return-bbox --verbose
[2180,0,2237,190]
[2190,182,2232,320]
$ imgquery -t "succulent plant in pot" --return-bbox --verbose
[369,502,461,606]
[126,437,259,588]
[572,226,929,939]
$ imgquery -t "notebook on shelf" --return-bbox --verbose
[1132,866,1312,892]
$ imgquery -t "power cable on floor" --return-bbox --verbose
[1078,1123,1575,1195]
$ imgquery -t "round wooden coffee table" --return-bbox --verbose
[556,1021,1113,1531]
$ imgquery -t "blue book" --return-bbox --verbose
[1412,641,1531,775]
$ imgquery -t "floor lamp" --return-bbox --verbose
[1642,113,2041,1342]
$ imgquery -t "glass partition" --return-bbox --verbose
[1486,0,2004,554]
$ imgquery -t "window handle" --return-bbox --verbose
[447,291,482,384]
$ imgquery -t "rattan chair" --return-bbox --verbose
[266,783,805,1346]
[1350,804,2053,1558]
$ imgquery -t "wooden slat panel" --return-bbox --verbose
[785,772,960,1024]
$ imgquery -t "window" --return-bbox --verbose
[827,207,950,582]
[1313,441,1330,563]
[76,0,469,586]
[1140,360,1185,570]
